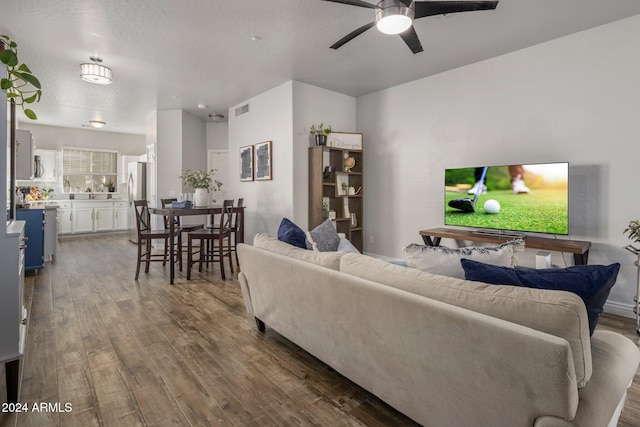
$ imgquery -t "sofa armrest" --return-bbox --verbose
[534,330,640,427]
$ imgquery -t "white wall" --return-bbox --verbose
[227,80,357,242]
[206,122,228,150]
[156,110,183,201]
[292,81,357,229]
[357,15,640,315]
[182,110,207,173]
[228,81,294,240]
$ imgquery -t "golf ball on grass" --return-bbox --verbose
[483,199,500,214]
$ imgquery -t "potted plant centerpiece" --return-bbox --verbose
[1,35,42,120]
[310,123,332,146]
[180,169,223,207]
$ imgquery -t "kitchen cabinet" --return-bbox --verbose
[94,206,114,231]
[43,207,57,261]
[0,221,26,403]
[57,202,73,234]
[16,208,45,271]
[15,129,34,180]
[114,201,128,231]
[34,148,57,181]
[73,201,114,233]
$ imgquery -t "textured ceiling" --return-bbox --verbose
[3,0,640,135]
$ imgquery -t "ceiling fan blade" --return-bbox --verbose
[399,25,424,54]
[396,0,413,6]
[330,22,376,50]
[414,1,498,19]
[320,0,377,9]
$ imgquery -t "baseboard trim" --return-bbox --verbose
[603,300,635,319]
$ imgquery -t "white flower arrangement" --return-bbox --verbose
[179,169,223,191]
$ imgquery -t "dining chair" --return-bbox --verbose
[205,199,234,229]
[229,198,244,266]
[187,204,234,280]
[134,200,172,280]
[161,198,204,269]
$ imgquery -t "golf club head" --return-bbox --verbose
[448,198,476,212]
[448,166,488,213]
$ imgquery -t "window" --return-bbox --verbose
[63,148,118,193]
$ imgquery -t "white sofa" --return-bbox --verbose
[237,234,640,427]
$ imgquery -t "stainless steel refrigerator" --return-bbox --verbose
[127,161,147,243]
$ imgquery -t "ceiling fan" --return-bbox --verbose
[322,0,499,54]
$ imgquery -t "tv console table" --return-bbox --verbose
[419,227,591,265]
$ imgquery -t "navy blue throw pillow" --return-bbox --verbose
[277,218,308,249]
[461,259,620,336]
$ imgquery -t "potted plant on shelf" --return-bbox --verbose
[179,169,223,207]
[0,35,42,120]
[106,178,115,192]
[624,220,640,249]
[63,177,71,193]
[310,123,332,146]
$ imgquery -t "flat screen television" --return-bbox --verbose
[444,162,569,235]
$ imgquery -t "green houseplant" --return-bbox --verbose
[310,123,332,146]
[179,169,223,207]
[0,35,42,120]
[624,220,640,245]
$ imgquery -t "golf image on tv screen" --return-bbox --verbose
[444,162,569,235]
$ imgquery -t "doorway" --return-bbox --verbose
[208,150,228,202]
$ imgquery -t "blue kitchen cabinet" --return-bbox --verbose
[16,209,45,271]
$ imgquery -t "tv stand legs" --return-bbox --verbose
[573,252,589,266]
[422,236,441,246]
[255,317,265,332]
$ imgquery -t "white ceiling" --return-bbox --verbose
[3,0,640,135]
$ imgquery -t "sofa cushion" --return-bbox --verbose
[403,239,523,279]
[306,220,341,252]
[461,259,620,336]
[277,218,308,249]
[339,252,592,387]
[254,233,344,270]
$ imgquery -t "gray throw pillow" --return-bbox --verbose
[306,220,341,252]
[403,239,524,279]
[337,237,360,254]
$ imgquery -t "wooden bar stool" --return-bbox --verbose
[134,200,172,280]
[187,205,234,280]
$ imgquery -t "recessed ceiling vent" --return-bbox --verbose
[235,104,249,117]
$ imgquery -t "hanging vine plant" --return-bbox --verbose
[0,34,42,120]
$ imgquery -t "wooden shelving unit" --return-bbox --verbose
[309,144,364,252]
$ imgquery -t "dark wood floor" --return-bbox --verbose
[1,234,639,426]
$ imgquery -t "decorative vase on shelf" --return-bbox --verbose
[315,135,327,146]
[193,188,209,207]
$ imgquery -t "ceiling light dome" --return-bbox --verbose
[375,0,414,35]
[209,113,225,122]
[89,120,106,128]
[80,56,113,85]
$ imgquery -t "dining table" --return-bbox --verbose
[149,204,245,284]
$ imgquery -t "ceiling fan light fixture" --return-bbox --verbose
[375,0,414,35]
[80,56,113,85]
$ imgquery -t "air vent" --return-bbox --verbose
[235,104,249,117]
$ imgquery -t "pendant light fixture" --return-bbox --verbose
[80,56,113,85]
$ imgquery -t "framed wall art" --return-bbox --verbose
[240,145,254,181]
[254,141,272,181]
